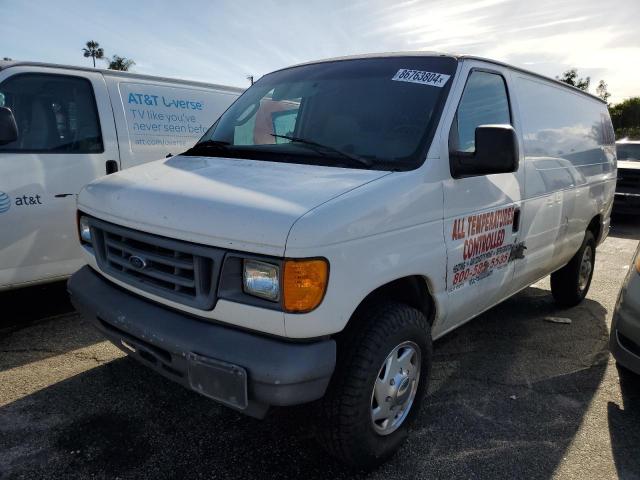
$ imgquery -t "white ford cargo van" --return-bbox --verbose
[0,61,242,290]
[66,53,616,467]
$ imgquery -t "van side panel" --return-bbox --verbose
[105,76,240,168]
[512,75,616,289]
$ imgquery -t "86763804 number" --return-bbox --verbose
[392,69,450,87]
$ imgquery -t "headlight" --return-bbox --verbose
[78,215,91,243]
[243,260,280,301]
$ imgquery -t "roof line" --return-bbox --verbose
[457,54,605,103]
[2,54,606,104]
[0,61,244,93]
[268,51,455,74]
[266,51,606,104]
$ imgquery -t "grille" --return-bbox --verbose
[617,167,640,194]
[89,217,224,310]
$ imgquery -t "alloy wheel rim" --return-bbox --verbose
[578,245,593,291]
[370,341,421,436]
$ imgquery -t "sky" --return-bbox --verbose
[1,0,639,103]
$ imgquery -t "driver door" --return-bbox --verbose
[0,67,119,287]
[441,63,524,330]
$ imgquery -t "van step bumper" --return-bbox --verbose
[68,266,336,418]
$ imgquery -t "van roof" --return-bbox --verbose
[272,52,606,104]
[0,60,245,94]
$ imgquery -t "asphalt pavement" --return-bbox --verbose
[1,215,639,479]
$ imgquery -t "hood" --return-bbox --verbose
[79,156,390,255]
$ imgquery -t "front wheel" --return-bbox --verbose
[318,302,432,469]
[551,230,596,307]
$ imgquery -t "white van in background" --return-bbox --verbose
[0,61,242,290]
[67,53,616,467]
[613,138,640,214]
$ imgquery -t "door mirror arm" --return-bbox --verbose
[0,107,18,146]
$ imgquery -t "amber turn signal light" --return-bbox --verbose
[283,259,329,313]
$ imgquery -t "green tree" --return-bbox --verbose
[107,55,135,71]
[557,68,590,91]
[2,57,12,61]
[610,97,640,139]
[596,80,611,105]
[82,40,104,68]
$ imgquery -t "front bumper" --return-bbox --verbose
[68,266,336,418]
[610,267,640,375]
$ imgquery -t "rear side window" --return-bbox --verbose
[450,71,511,153]
[0,73,103,153]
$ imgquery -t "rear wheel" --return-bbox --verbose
[318,302,431,469]
[551,230,596,307]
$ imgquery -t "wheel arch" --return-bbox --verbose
[347,275,437,330]
[587,214,602,244]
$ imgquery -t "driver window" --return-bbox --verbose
[0,73,103,153]
[450,71,511,153]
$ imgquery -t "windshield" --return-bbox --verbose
[617,143,640,162]
[186,56,457,170]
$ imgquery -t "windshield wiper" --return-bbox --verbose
[184,139,231,155]
[197,140,231,146]
[270,134,373,168]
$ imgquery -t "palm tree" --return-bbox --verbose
[107,55,135,71]
[82,40,104,68]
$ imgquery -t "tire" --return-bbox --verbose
[318,301,432,470]
[551,230,596,307]
[617,362,639,380]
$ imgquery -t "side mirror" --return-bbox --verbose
[450,124,518,178]
[0,107,18,146]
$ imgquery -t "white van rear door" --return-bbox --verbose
[105,77,239,168]
[0,66,119,288]
[440,62,524,330]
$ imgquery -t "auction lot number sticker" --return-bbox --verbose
[392,69,450,87]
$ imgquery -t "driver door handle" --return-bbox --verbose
[513,207,521,233]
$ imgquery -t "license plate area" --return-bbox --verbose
[187,353,248,410]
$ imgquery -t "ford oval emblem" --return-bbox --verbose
[128,255,147,270]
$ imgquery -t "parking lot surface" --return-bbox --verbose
[1,216,639,479]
